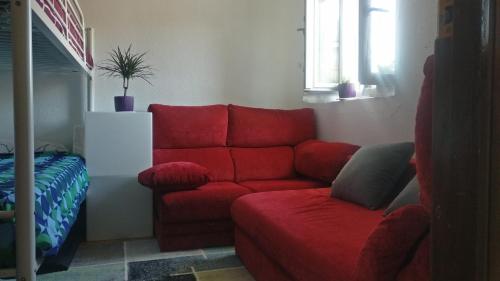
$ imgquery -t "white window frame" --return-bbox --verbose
[304,0,396,93]
[305,0,342,91]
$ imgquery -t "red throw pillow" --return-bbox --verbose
[138,162,211,192]
[355,205,430,281]
[294,140,360,183]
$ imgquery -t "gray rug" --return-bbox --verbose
[128,252,243,281]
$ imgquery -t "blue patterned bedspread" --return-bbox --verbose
[0,152,89,263]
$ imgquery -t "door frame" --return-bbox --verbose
[433,0,496,280]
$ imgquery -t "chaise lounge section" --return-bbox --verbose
[231,56,435,281]
[232,188,386,281]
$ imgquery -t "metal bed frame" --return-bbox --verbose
[0,0,94,280]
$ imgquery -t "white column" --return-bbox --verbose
[11,0,36,280]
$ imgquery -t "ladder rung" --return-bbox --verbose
[0,211,15,220]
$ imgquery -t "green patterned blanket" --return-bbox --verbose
[0,152,89,266]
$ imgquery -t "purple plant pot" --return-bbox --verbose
[114,96,134,112]
[338,83,356,99]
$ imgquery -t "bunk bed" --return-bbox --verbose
[0,1,94,280]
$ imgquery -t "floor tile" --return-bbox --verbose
[166,274,197,281]
[193,254,242,271]
[37,263,124,281]
[202,247,235,258]
[196,267,255,281]
[125,239,203,262]
[71,240,124,267]
[133,273,197,281]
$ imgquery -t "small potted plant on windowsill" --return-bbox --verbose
[98,45,153,112]
[337,80,357,99]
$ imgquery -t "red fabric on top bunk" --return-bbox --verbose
[43,5,65,35]
[69,40,84,60]
[68,8,83,36]
[86,51,95,69]
[52,0,66,22]
[39,0,87,62]
[69,20,84,51]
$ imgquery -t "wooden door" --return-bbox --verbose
[433,0,497,280]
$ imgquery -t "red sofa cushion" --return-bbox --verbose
[154,148,234,181]
[239,179,327,192]
[235,227,294,281]
[160,182,251,223]
[138,162,210,192]
[355,205,430,281]
[149,104,228,149]
[227,104,316,147]
[232,188,384,281]
[415,56,434,210]
[295,140,361,183]
[396,234,430,281]
[230,147,295,182]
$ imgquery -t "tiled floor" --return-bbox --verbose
[31,239,254,281]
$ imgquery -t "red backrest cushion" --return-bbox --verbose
[153,148,234,181]
[148,104,228,149]
[230,147,295,182]
[355,205,430,281]
[415,56,434,210]
[295,140,361,183]
[227,104,316,147]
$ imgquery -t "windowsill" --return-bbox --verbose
[303,86,395,104]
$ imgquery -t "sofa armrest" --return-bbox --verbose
[138,162,211,193]
[355,205,430,281]
[294,140,360,183]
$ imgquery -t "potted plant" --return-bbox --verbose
[337,80,356,99]
[98,45,153,112]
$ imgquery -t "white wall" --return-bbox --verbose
[0,71,85,148]
[0,0,437,147]
[313,0,438,145]
[80,0,306,111]
[81,0,437,144]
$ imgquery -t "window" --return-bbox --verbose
[359,0,397,85]
[305,0,396,92]
[305,0,341,89]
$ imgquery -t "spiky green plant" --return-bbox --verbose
[98,45,154,96]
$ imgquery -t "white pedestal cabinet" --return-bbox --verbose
[84,112,153,241]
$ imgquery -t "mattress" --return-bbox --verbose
[0,152,89,265]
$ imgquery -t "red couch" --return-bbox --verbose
[142,104,360,251]
[231,56,434,281]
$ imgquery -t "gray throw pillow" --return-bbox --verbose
[331,142,415,210]
[384,176,420,216]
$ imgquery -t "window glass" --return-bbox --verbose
[369,0,396,75]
